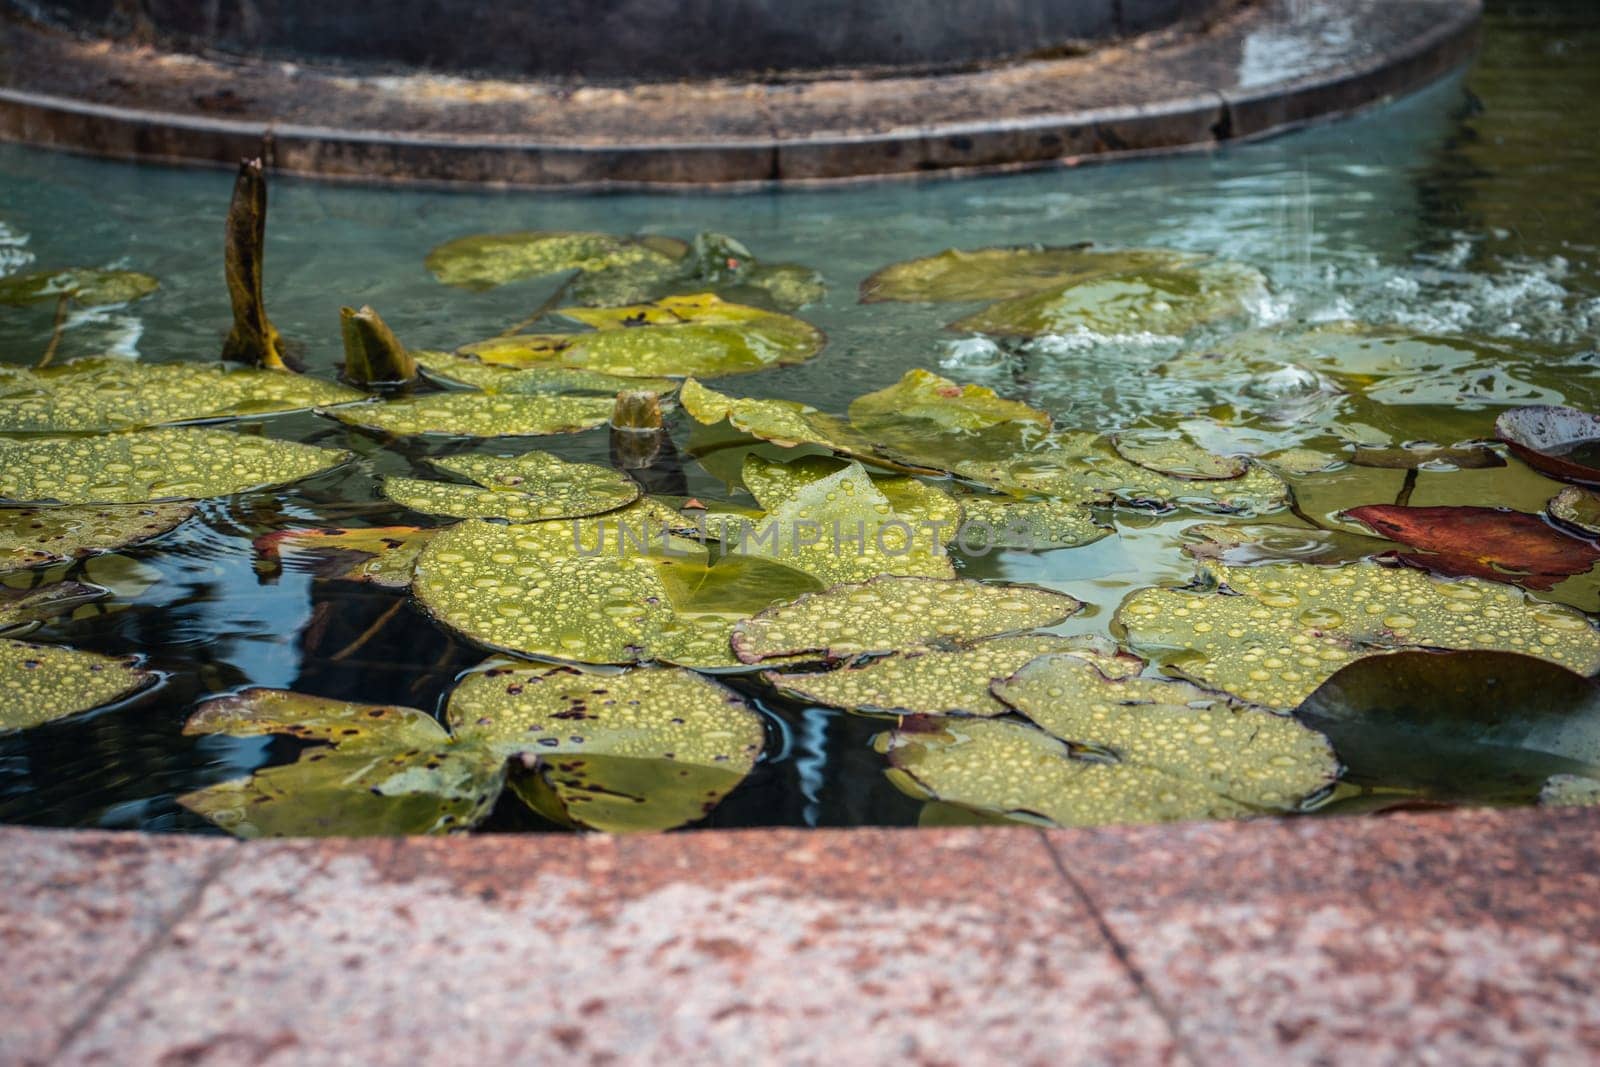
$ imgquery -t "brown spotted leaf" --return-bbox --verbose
[1343,505,1600,590]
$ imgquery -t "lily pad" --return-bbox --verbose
[1549,487,1600,536]
[459,294,825,378]
[179,688,505,837]
[383,451,639,522]
[1181,522,1393,567]
[1116,560,1600,709]
[1343,504,1600,590]
[1296,651,1600,803]
[449,665,766,832]
[415,351,675,397]
[253,526,434,588]
[425,231,687,291]
[860,245,1196,304]
[569,231,825,312]
[0,267,159,307]
[0,428,350,505]
[883,717,1253,827]
[0,579,107,632]
[1349,443,1504,471]
[0,358,364,434]
[1496,405,1600,485]
[0,639,155,732]
[766,633,1138,717]
[994,652,1339,810]
[326,391,614,438]
[1113,432,1249,480]
[1,503,194,572]
[732,576,1081,664]
[949,491,1110,551]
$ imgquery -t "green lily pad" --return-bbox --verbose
[1296,651,1600,803]
[732,576,1081,664]
[1549,487,1600,536]
[1,639,155,731]
[1181,522,1393,567]
[0,358,364,434]
[0,579,107,633]
[569,232,825,312]
[1,503,194,572]
[383,451,639,522]
[950,492,1110,550]
[1116,560,1600,709]
[860,245,1196,304]
[424,231,687,291]
[179,689,505,837]
[326,391,614,438]
[1113,431,1249,480]
[0,428,350,505]
[0,268,159,307]
[995,652,1339,810]
[766,633,1138,717]
[449,665,766,832]
[459,294,825,378]
[413,508,813,668]
[883,717,1253,827]
[252,526,434,588]
[415,351,675,397]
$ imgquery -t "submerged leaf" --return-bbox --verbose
[994,653,1339,810]
[0,580,107,632]
[383,451,639,522]
[1549,486,1600,536]
[449,665,765,832]
[1117,560,1600,709]
[1296,651,1600,802]
[1349,443,1504,471]
[0,428,350,505]
[326,391,613,438]
[0,267,159,308]
[1540,774,1600,808]
[1343,504,1600,590]
[425,231,685,291]
[0,503,193,572]
[767,634,1137,717]
[1496,405,1600,486]
[860,245,1195,304]
[1181,521,1392,567]
[733,576,1081,664]
[0,639,155,732]
[253,526,433,588]
[460,294,824,378]
[0,358,364,434]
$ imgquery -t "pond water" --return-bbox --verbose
[1,1,1597,834]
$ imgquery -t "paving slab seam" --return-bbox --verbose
[1037,828,1207,1067]
[42,843,241,1066]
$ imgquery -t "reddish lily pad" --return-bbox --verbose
[1342,504,1600,590]
[1496,405,1600,486]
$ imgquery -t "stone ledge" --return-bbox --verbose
[4,805,1597,1065]
[0,0,1482,187]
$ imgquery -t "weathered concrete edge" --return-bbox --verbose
[6,804,1600,1064]
[0,2,1482,190]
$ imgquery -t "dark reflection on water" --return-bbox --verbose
[0,0,1596,832]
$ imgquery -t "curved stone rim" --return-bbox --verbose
[0,0,1480,188]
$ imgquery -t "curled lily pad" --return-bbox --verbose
[415,351,675,397]
[1349,443,1504,471]
[425,231,686,291]
[326,391,613,438]
[460,294,824,378]
[1,639,155,732]
[449,665,766,832]
[766,634,1137,718]
[1541,774,1600,808]
[1549,487,1600,536]
[1,503,193,572]
[1113,432,1248,480]
[884,717,1252,827]
[179,689,505,837]
[994,653,1339,810]
[0,428,350,505]
[1496,405,1600,485]
[383,451,639,522]
[0,267,159,308]
[732,576,1081,664]
[413,510,810,668]
[339,305,416,386]
[1343,504,1600,590]
[253,526,434,588]
[1296,651,1600,803]
[0,358,364,434]
[860,245,1195,305]
[1116,560,1600,709]
[221,158,288,370]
